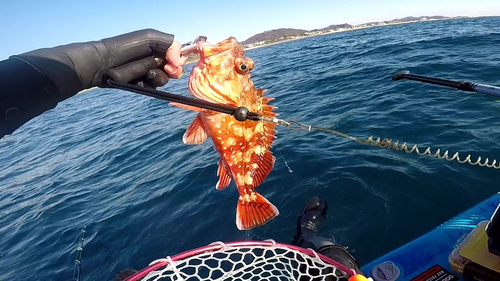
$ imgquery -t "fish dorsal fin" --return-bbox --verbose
[216,159,231,190]
[182,114,207,145]
[249,150,276,188]
[245,116,277,188]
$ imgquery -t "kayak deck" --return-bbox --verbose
[361,192,500,281]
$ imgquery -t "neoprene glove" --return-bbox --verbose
[12,29,175,102]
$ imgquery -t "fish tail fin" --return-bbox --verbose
[236,191,279,230]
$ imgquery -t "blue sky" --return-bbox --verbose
[0,0,498,60]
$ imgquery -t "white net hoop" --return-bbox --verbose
[124,240,356,281]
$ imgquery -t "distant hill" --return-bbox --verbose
[241,28,308,45]
[241,15,456,47]
[391,15,448,23]
[310,23,353,33]
[183,15,462,63]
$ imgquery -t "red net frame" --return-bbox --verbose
[124,240,357,281]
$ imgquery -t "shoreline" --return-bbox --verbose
[243,17,460,51]
[183,20,424,64]
[185,16,480,64]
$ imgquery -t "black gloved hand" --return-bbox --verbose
[12,29,176,102]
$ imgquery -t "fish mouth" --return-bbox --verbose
[198,37,241,59]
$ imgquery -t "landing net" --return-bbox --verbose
[124,240,356,281]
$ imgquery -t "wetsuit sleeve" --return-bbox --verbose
[0,57,60,139]
[0,29,175,140]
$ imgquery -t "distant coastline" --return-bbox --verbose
[242,17,453,51]
[185,15,473,64]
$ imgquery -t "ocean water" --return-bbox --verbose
[1,17,500,280]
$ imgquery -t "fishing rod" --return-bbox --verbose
[72,227,86,281]
[107,80,262,122]
[392,70,500,98]
[107,80,500,170]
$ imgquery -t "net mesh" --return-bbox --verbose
[129,241,352,281]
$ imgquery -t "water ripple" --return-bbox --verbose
[1,17,500,280]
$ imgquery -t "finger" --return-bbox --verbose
[166,41,186,67]
[105,56,158,83]
[146,69,169,87]
[180,55,187,66]
[164,56,186,73]
[164,64,184,78]
[102,29,174,68]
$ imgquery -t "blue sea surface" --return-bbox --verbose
[1,17,500,280]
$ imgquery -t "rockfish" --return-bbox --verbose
[171,37,278,230]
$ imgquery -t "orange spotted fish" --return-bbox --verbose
[171,37,279,230]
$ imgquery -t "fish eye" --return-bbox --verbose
[236,62,249,74]
[235,58,253,74]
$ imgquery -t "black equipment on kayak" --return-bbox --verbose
[487,205,500,256]
[392,70,500,98]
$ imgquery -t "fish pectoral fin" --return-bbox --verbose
[236,191,279,230]
[183,114,208,145]
[216,160,231,190]
[170,102,203,112]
